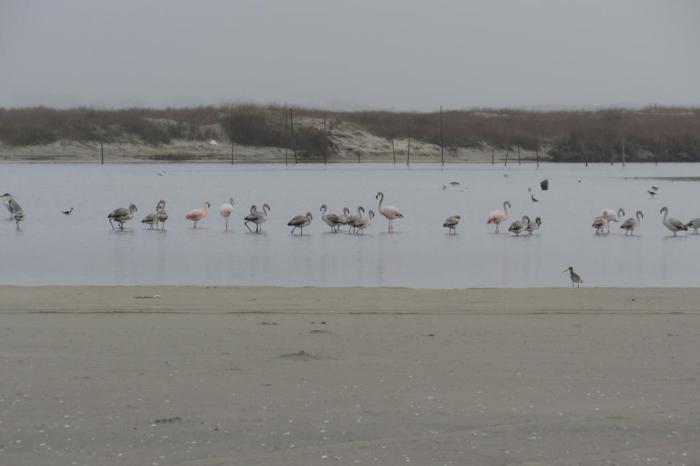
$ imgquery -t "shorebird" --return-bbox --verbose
[61,207,74,215]
[686,218,700,234]
[352,209,374,234]
[320,205,342,232]
[526,216,542,235]
[288,212,313,235]
[531,194,539,202]
[220,197,235,231]
[244,203,270,233]
[108,204,137,231]
[185,201,210,229]
[620,210,643,236]
[487,201,511,233]
[660,206,687,236]
[376,192,403,232]
[443,215,461,235]
[563,266,583,288]
[651,185,659,191]
[647,190,657,196]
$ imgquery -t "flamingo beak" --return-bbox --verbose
[562,269,568,273]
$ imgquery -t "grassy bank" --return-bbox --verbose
[1,105,699,162]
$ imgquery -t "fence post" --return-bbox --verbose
[440,106,444,167]
[391,138,396,164]
[100,141,104,165]
[407,136,411,166]
[290,108,297,164]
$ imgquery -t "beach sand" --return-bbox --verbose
[1,286,699,465]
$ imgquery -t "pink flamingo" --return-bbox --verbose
[486,200,511,232]
[185,201,210,229]
[220,197,234,230]
[376,192,403,232]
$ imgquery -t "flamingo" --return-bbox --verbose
[563,266,583,288]
[13,210,25,230]
[352,209,374,234]
[156,200,168,230]
[686,218,700,234]
[244,203,270,233]
[592,212,609,235]
[443,215,461,235]
[220,197,235,230]
[620,210,643,236]
[486,201,511,233]
[141,200,166,230]
[320,205,342,232]
[185,201,210,229]
[376,192,403,232]
[660,206,687,236]
[108,204,137,231]
[602,208,624,233]
[346,206,364,234]
[508,215,529,236]
[526,216,542,235]
[288,212,313,235]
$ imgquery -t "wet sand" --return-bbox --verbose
[1,286,699,465]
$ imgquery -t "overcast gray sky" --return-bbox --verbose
[1,0,698,110]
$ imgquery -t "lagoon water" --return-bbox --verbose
[1,162,699,288]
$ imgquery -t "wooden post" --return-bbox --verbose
[440,106,444,166]
[491,148,494,164]
[535,133,539,168]
[407,136,411,166]
[284,108,288,166]
[290,108,297,164]
[504,146,509,166]
[358,149,361,164]
[517,146,521,165]
[391,138,396,164]
[100,141,104,165]
[323,112,327,165]
[231,142,235,165]
[621,137,626,167]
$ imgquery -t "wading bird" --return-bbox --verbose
[156,200,168,230]
[376,192,403,232]
[487,201,511,233]
[141,200,166,229]
[563,266,583,288]
[62,207,74,215]
[531,194,539,202]
[443,215,461,235]
[602,208,625,233]
[244,203,270,233]
[288,212,312,235]
[13,209,25,230]
[220,198,235,231]
[592,212,609,235]
[508,215,530,236]
[526,216,542,235]
[686,218,700,234]
[185,201,210,229]
[346,206,364,234]
[660,206,687,236]
[352,209,374,234]
[1,193,21,219]
[620,210,643,236]
[108,204,137,231]
[320,205,342,232]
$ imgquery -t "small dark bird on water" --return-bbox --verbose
[531,194,539,202]
[651,185,659,191]
[647,190,657,196]
[62,207,74,215]
[449,181,460,186]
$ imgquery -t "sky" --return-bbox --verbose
[0,0,698,111]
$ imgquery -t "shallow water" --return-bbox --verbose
[1,162,699,288]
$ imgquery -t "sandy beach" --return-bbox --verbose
[1,286,699,465]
